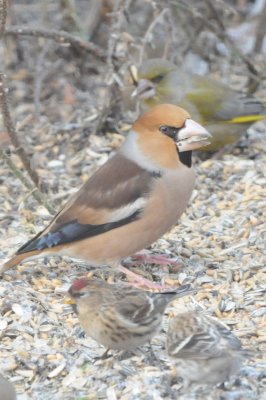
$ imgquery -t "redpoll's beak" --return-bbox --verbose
[65,297,78,315]
[65,297,76,305]
[176,119,212,152]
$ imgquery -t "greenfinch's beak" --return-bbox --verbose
[132,78,156,99]
[176,119,212,152]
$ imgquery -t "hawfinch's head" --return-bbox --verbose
[133,104,211,152]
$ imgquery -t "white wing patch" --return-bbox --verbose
[107,197,147,223]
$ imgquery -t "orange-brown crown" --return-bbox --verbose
[132,104,191,169]
[133,104,190,132]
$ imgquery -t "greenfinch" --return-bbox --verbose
[134,59,266,151]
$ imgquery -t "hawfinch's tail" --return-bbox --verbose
[0,250,40,274]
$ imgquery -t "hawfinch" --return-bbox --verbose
[2,104,211,288]
[68,278,194,351]
[133,59,266,152]
[0,374,16,400]
[167,311,251,386]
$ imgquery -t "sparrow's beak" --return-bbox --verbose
[176,119,212,152]
[132,78,156,99]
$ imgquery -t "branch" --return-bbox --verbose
[0,1,55,213]
[93,0,131,135]
[85,0,103,40]
[59,0,83,33]
[254,0,266,53]
[138,7,168,64]
[0,0,7,39]
[0,73,42,188]
[204,0,259,92]
[5,26,106,61]
[0,73,56,213]
[0,148,55,214]
[172,0,262,90]
[33,42,52,117]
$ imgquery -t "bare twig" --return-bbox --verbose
[93,0,131,135]
[138,7,168,64]
[0,0,7,39]
[60,0,83,33]
[0,73,40,188]
[0,73,56,213]
[163,8,178,60]
[173,3,205,57]
[0,148,55,214]
[85,0,104,40]
[171,0,261,90]
[33,42,52,117]
[106,0,131,67]
[5,26,106,61]
[0,3,55,213]
[205,0,258,81]
[254,0,266,53]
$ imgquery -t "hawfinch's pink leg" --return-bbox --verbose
[126,251,180,266]
[117,264,169,291]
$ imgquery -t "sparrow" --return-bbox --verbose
[1,104,211,289]
[68,278,195,351]
[132,59,266,152]
[0,374,16,400]
[167,311,251,386]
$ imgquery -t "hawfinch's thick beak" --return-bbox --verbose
[176,119,212,152]
[132,78,156,99]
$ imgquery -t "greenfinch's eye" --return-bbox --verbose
[159,125,179,139]
[151,74,164,83]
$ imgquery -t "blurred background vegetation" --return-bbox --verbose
[0,0,265,202]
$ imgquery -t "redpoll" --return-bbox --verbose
[167,311,250,385]
[68,278,194,350]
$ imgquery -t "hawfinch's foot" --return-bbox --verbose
[126,251,180,266]
[117,264,169,291]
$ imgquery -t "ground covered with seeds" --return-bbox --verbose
[1,1,266,399]
[1,122,265,399]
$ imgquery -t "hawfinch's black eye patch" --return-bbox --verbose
[159,125,180,140]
